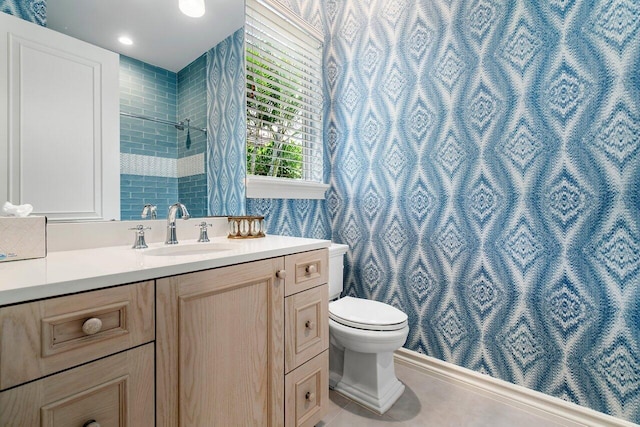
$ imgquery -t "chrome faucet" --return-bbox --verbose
[129,224,151,249]
[166,203,190,244]
[141,203,157,219]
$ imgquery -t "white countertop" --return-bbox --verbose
[0,235,330,306]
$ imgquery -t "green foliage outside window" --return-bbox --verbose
[246,51,304,179]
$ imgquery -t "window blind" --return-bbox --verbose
[245,0,324,182]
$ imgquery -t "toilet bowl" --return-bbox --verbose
[328,244,409,414]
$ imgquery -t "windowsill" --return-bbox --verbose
[245,175,329,200]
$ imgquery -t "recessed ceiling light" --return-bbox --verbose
[179,0,205,18]
[118,36,133,45]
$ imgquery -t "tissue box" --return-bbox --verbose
[0,216,47,262]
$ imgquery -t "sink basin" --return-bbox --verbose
[144,243,234,257]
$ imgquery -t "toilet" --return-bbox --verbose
[328,243,409,414]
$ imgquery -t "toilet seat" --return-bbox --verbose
[329,296,408,331]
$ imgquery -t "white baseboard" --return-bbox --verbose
[394,348,638,427]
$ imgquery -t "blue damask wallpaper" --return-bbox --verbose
[207,28,247,216]
[247,198,331,239]
[323,0,640,422]
[0,0,45,25]
[178,54,208,217]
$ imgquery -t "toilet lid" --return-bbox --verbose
[329,296,408,331]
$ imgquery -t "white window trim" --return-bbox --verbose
[245,175,329,199]
[256,0,323,42]
[245,0,326,200]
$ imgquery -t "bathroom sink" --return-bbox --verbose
[144,243,234,257]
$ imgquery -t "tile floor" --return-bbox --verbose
[318,362,583,427]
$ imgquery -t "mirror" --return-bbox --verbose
[44,0,246,220]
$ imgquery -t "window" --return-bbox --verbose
[245,0,328,199]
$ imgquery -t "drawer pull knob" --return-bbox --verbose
[82,318,103,335]
[305,320,315,330]
[276,270,287,279]
[306,264,317,274]
[83,420,101,427]
[305,391,315,402]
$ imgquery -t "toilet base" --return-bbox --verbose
[333,348,405,414]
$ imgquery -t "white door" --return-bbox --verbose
[0,12,120,221]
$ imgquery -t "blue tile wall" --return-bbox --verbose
[322,0,640,423]
[178,54,207,159]
[178,54,208,217]
[207,28,246,216]
[120,174,178,220]
[119,55,178,158]
[1,0,45,25]
[178,173,207,218]
[119,56,180,219]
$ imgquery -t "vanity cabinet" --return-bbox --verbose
[0,280,155,426]
[156,257,286,426]
[156,248,329,427]
[0,245,329,426]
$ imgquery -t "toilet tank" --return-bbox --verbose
[328,243,349,300]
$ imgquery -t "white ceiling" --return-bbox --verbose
[47,0,244,72]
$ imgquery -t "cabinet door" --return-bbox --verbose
[0,343,154,426]
[0,12,119,221]
[285,351,329,427]
[0,280,155,390]
[284,249,328,297]
[156,257,285,426]
[285,284,329,373]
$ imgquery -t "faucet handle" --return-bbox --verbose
[129,224,151,249]
[129,224,151,231]
[196,221,212,243]
[141,204,157,219]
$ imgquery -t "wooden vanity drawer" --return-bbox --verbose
[285,350,328,427]
[0,280,155,390]
[285,284,328,373]
[0,343,154,426]
[284,249,328,297]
